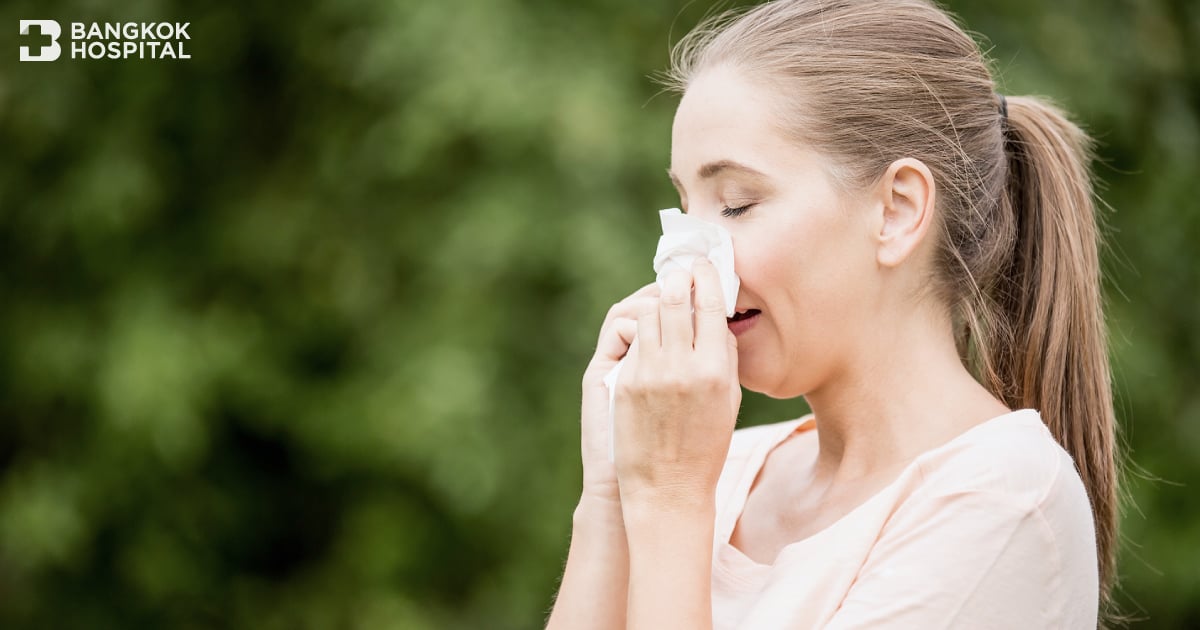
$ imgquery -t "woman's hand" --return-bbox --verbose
[553,289,663,630]
[613,257,742,510]
[580,281,662,506]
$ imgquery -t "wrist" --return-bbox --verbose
[620,482,715,516]
[580,475,621,503]
[574,492,626,529]
[620,486,715,530]
[621,492,715,559]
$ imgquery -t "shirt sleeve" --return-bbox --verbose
[821,489,1072,629]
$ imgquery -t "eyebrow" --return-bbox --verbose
[666,159,770,191]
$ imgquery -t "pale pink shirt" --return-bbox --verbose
[711,409,1098,629]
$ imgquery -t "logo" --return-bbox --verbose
[19,20,61,61]
[18,20,191,61]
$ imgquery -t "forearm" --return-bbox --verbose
[622,495,715,630]
[545,496,630,630]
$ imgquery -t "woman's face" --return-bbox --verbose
[668,66,881,398]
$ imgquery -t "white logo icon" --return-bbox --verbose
[19,20,61,61]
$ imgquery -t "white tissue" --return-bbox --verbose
[652,209,740,317]
[603,208,740,463]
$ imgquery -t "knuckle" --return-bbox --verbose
[631,296,658,316]
[692,362,727,388]
[604,303,622,323]
[634,370,674,393]
[660,291,690,308]
[666,364,698,389]
[610,298,646,321]
[627,377,656,398]
[697,370,726,391]
[636,281,659,296]
[659,375,690,395]
[696,293,724,313]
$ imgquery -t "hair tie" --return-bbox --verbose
[997,93,1008,121]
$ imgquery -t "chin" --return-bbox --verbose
[737,365,786,399]
[737,358,811,400]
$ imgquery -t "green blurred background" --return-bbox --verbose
[1,0,1196,627]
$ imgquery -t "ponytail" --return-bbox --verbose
[977,95,1121,620]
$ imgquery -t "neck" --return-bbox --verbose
[802,303,1010,488]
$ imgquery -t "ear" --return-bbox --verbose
[874,158,937,268]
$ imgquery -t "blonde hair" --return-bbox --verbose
[659,0,1125,624]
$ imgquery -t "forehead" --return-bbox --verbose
[669,66,810,181]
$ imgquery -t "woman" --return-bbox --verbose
[547,0,1121,628]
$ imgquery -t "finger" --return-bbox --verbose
[612,332,641,462]
[613,283,661,318]
[597,297,659,345]
[616,296,660,320]
[614,318,638,350]
[617,333,642,394]
[599,283,660,328]
[594,317,639,364]
[628,281,661,299]
[624,333,641,374]
[658,269,694,352]
[636,306,661,354]
[692,257,730,351]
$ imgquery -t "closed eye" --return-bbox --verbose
[721,204,753,218]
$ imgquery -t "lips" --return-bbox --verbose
[726,308,761,323]
[726,308,761,336]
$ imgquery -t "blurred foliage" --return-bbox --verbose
[0,0,1196,627]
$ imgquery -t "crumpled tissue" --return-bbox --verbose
[603,208,740,463]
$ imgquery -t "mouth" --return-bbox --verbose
[726,308,761,323]
[727,308,761,336]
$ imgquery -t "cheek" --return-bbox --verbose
[732,234,791,303]
[732,222,856,395]
[732,230,812,340]
[752,256,798,304]
[732,220,815,302]
[732,218,866,332]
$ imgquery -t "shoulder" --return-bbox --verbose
[908,409,1098,577]
[862,411,1098,623]
[914,409,1081,510]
